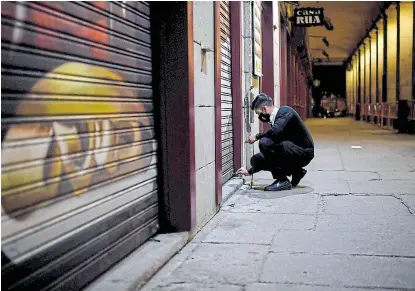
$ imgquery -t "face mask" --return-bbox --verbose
[258,113,270,123]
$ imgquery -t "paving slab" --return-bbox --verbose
[337,144,412,170]
[301,178,350,195]
[348,180,415,195]
[304,170,379,182]
[320,195,411,215]
[192,210,229,242]
[166,243,268,285]
[400,195,415,213]
[271,230,415,257]
[85,233,189,291]
[203,212,315,244]
[143,283,243,291]
[221,193,318,215]
[140,243,199,291]
[260,253,415,289]
[246,283,394,291]
[221,178,245,206]
[307,149,344,171]
[316,214,415,234]
[341,154,413,172]
[377,170,415,181]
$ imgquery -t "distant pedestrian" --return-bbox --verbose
[236,93,314,191]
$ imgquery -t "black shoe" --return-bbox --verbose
[264,180,292,191]
[291,169,307,187]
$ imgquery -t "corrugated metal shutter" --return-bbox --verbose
[1,2,159,290]
[220,1,234,184]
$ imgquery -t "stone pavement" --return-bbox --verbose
[141,118,415,291]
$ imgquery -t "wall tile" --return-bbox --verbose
[194,107,215,170]
[193,2,214,47]
[194,42,215,106]
[196,162,216,230]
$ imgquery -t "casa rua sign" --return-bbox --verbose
[252,1,262,76]
[289,7,325,27]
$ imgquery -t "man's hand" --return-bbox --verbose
[236,167,249,176]
[248,136,257,144]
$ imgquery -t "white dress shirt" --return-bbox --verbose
[269,107,280,126]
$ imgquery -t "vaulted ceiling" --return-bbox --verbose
[299,1,383,66]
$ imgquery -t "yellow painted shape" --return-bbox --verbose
[15,62,143,116]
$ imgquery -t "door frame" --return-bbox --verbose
[214,1,242,205]
[151,2,196,232]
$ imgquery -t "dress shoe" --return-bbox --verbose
[264,180,292,191]
[291,169,307,187]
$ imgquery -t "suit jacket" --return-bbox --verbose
[256,106,314,150]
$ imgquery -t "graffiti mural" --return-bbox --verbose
[1,1,155,214]
[1,2,160,289]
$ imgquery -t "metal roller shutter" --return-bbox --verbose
[1,2,159,290]
[220,1,234,184]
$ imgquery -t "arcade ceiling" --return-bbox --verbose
[299,1,383,66]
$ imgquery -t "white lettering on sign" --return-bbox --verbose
[290,7,325,27]
[297,9,321,16]
[296,15,321,25]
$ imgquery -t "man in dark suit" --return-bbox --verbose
[236,93,314,191]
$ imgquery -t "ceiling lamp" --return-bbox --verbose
[322,37,330,47]
[309,35,330,48]
[311,48,330,62]
[323,17,334,31]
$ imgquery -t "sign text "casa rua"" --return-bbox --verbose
[290,7,325,27]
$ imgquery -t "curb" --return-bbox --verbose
[220,177,245,207]
[85,232,189,291]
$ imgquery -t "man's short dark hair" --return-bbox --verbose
[251,93,273,110]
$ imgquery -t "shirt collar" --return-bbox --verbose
[270,107,279,125]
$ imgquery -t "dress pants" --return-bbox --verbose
[250,137,314,180]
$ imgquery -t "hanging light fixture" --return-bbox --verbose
[322,37,330,47]
[323,17,334,31]
[309,35,330,48]
[311,48,330,62]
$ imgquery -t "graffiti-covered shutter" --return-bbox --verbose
[1,2,159,290]
[220,1,234,184]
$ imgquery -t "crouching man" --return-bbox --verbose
[236,93,314,191]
